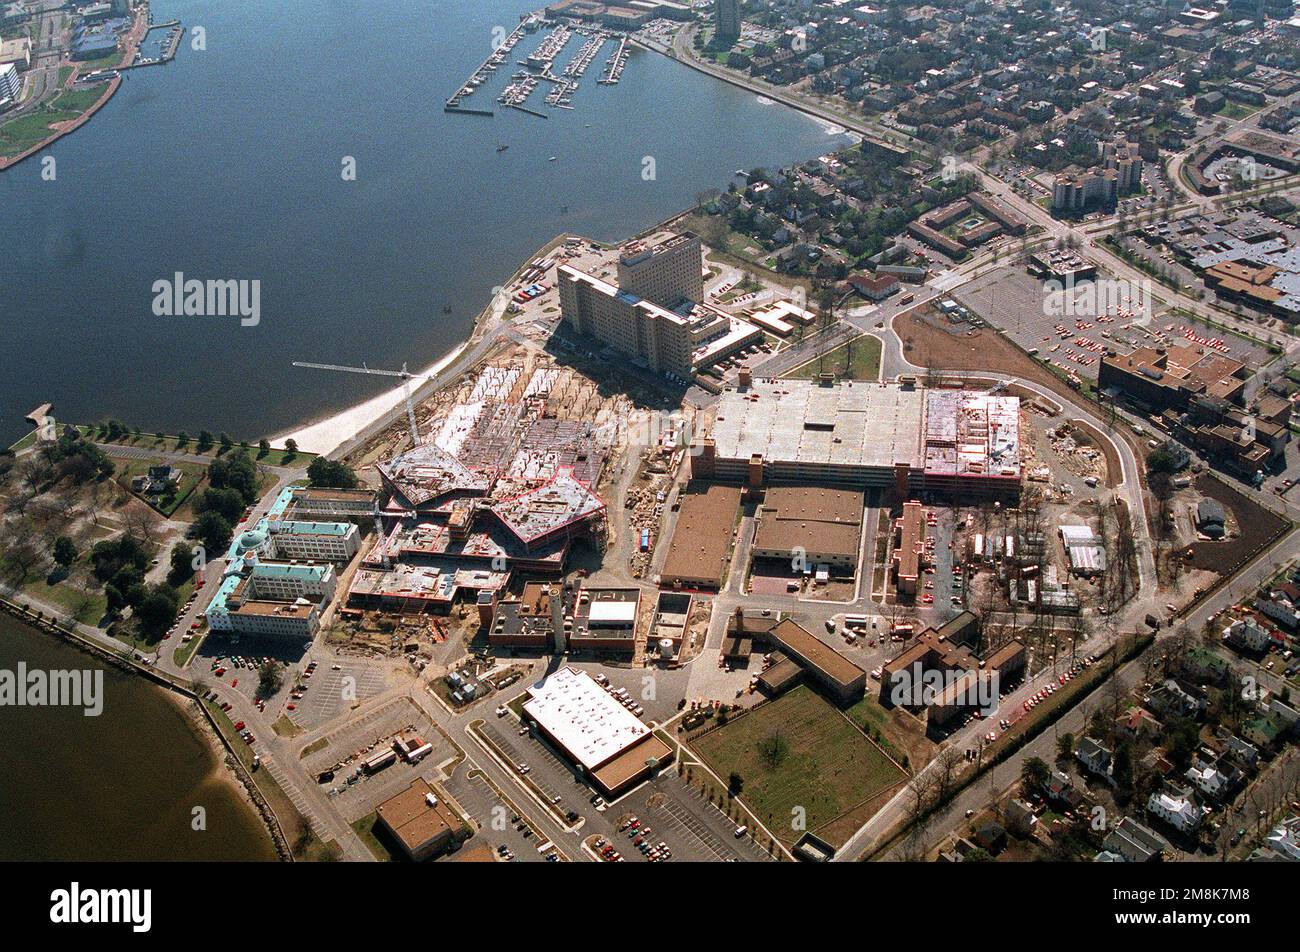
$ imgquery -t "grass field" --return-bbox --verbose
[692,685,906,846]
[0,82,111,159]
[113,458,206,517]
[784,334,883,382]
[351,812,400,862]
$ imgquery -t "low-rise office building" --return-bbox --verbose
[766,618,866,704]
[375,778,466,861]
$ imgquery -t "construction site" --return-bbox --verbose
[346,357,618,614]
[313,310,703,668]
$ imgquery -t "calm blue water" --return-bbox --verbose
[0,0,849,447]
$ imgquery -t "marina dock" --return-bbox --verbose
[444,17,533,111]
[445,16,634,116]
[507,102,549,119]
[598,36,630,85]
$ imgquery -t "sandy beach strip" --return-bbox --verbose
[271,341,469,456]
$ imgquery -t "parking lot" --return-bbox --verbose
[476,710,774,862]
[560,660,689,726]
[443,761,556,863]
[606,773,774,863]
[288,663,391,728]
[952,264,1271,383]
[300,696,450,817]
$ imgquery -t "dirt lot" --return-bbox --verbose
[1189,474,1289,574]
[1069,418,1121,489]
[896,311,1150,488]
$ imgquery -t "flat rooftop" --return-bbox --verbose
[896,500,923,582]
[591,733,673,794]
[524,667,651,772]
[923,390,1021,479]
[711,379,926,470]
[376,779,459,852]
[659,482,741,586]
[753,485,863,560]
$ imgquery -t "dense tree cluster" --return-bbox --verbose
[306,458,358,489]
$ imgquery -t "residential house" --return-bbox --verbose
[1145,679,1207,720]
[1185,759,1237,801]
[1147,788,1203,834]
[1004,799,1038,837]
[1115,706,1162,742]
[1243,715,1284,749]
[1046,768,1087,811]
[1102,816,1171,862]
[1224,618,1272,653]
[1076,736,1115,784]
[130,465,182,496]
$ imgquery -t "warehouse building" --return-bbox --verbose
[522,667,672,798]
[1059,523,1106,577]
[751,485,863,572]
[695,378,1021,499]
[375,778,466,861]
[659,482,741,590]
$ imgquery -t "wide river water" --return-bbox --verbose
[0,0,850,448]
[0,0,850,859]
[0,613,277,860]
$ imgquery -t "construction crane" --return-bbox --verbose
[293,361,422,447]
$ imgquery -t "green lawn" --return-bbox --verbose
[113,457,206,517]
[9,423,315,467]
[18,571,106,626]
[1216,101,1257,120]
[0,83,111,159]
[691,685,906,846]
[351,811,401,862]
[77,52,126,71]
[784,333,883,382]
[172,631,204,668]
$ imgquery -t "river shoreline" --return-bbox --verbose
[272,229,579,456]
[0,595,288,860]
[0,5,153,172]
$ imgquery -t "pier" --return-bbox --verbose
[562,31,607,79]
[507,102,549,120]
[444,16,533,111]
[598,36,630,85]
[445,17,635,116]
[117,19,183,70]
